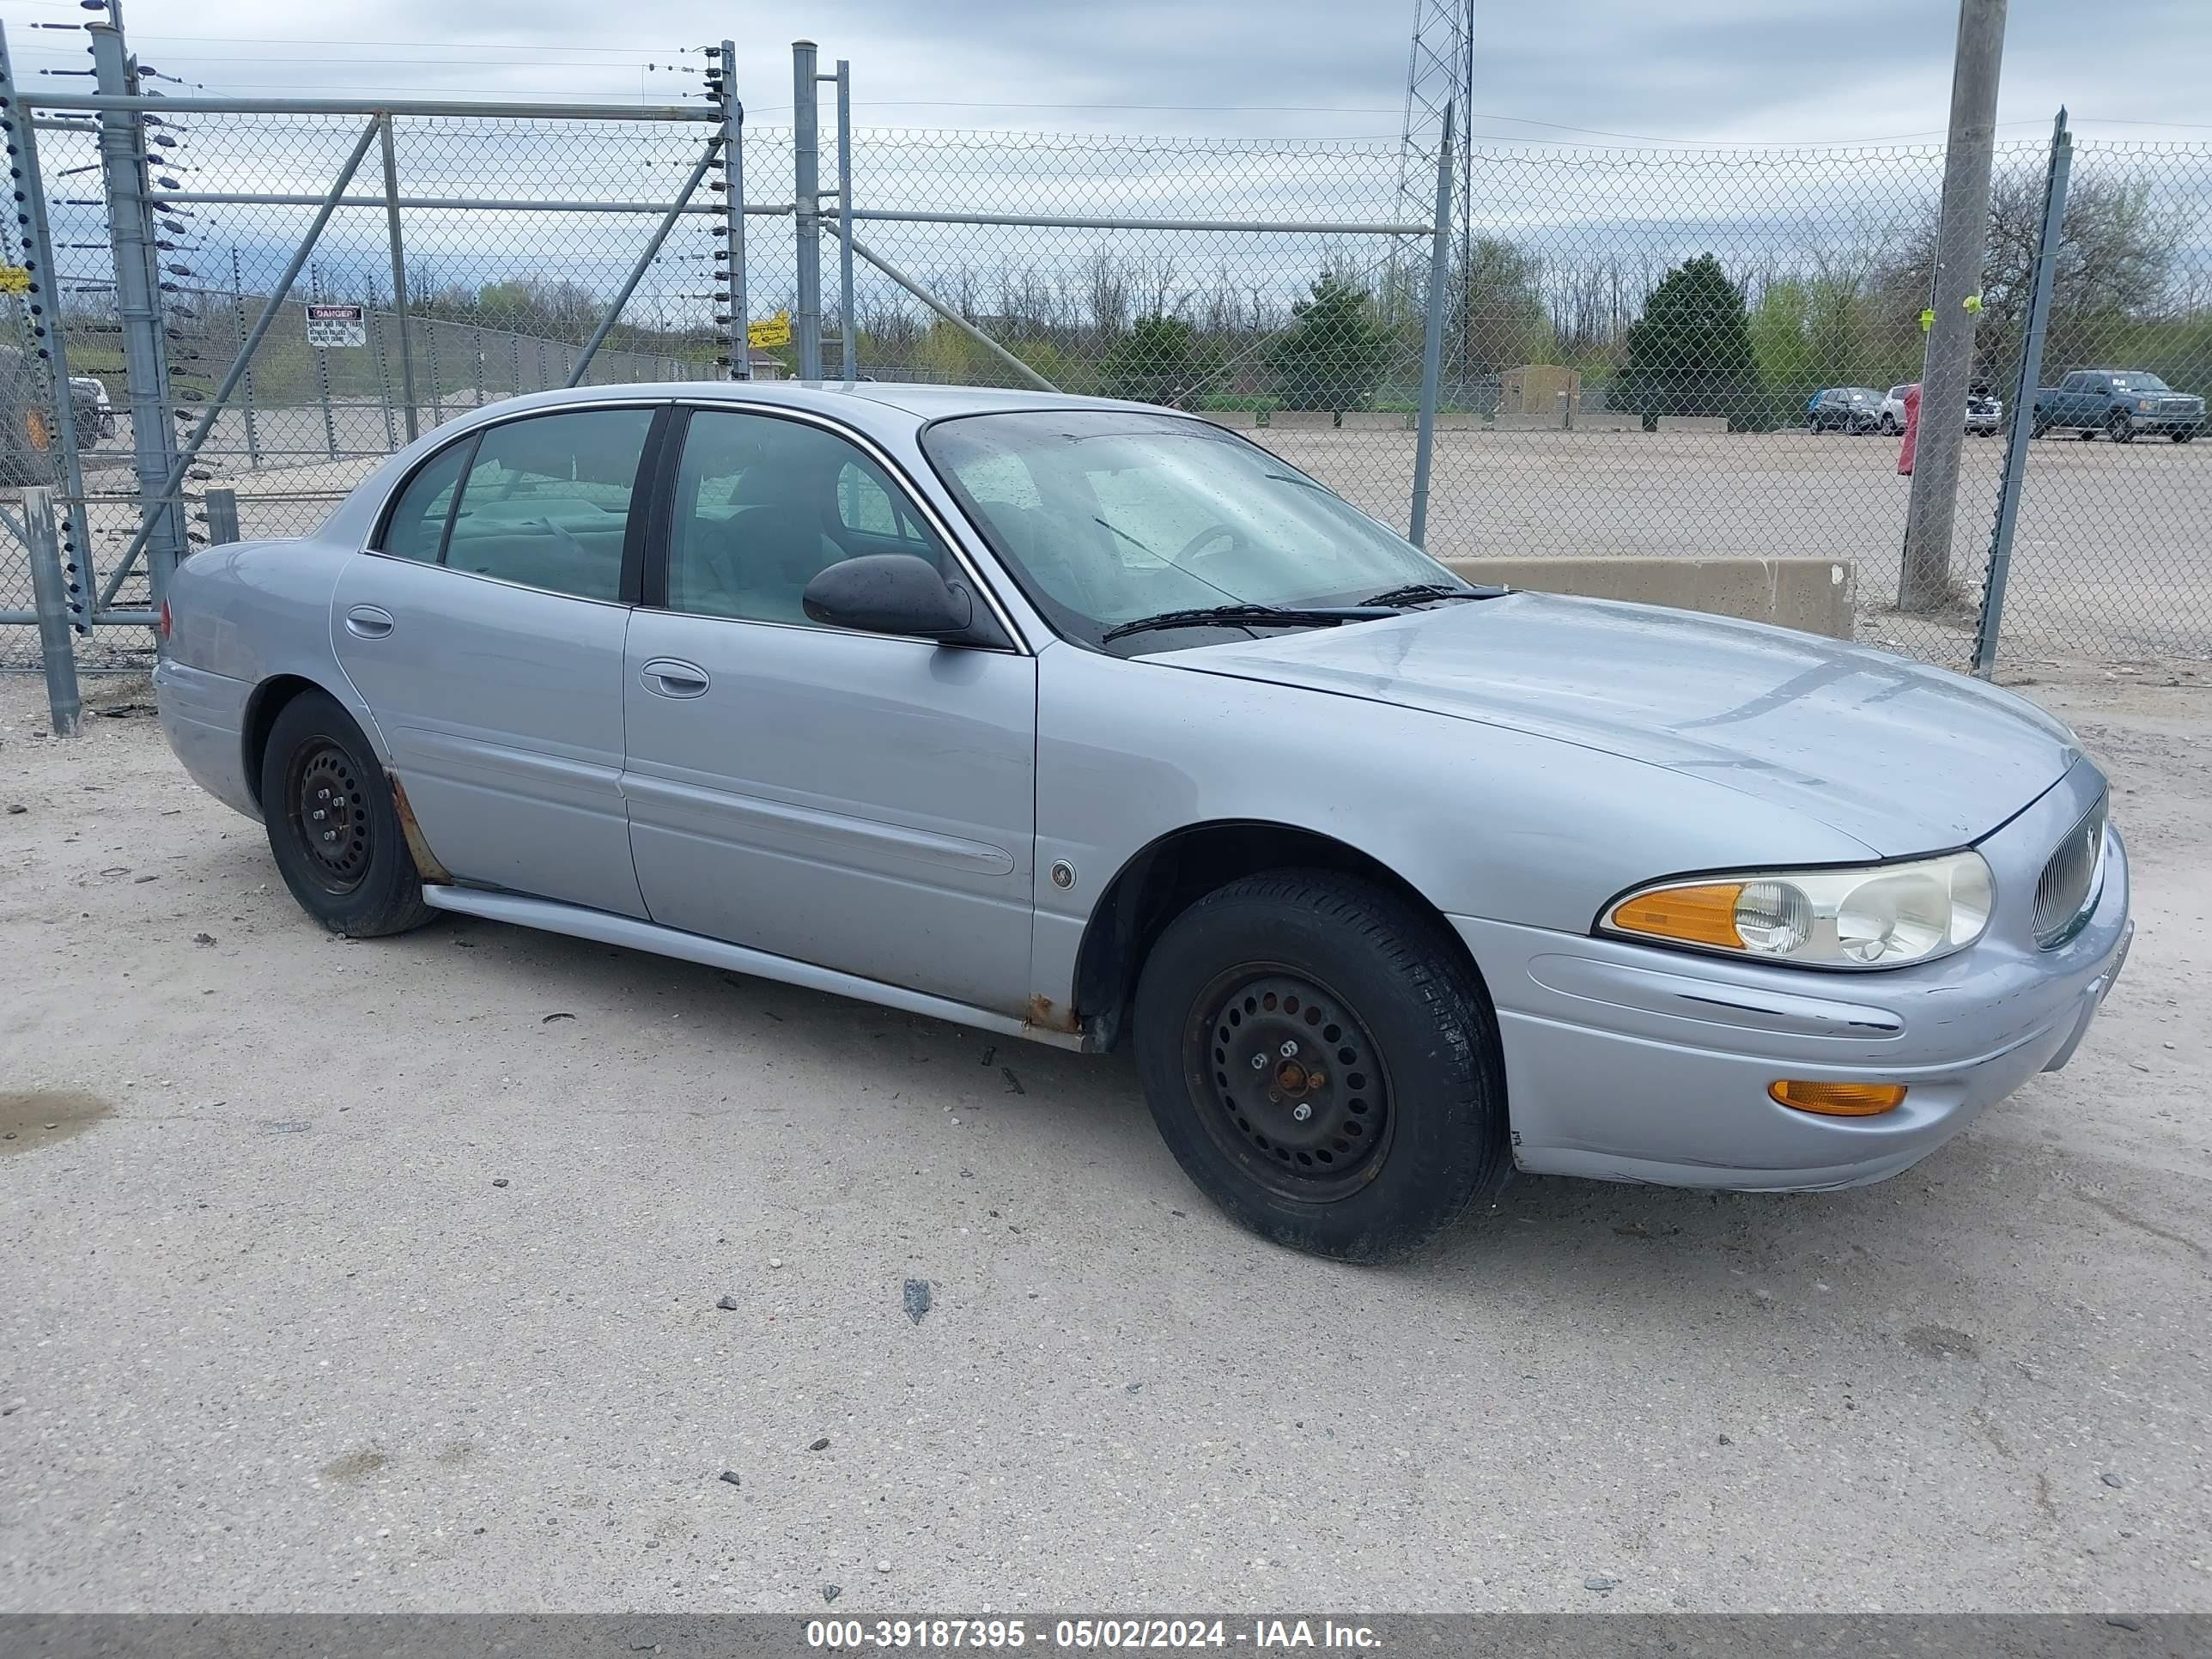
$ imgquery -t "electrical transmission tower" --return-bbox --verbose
[1395,0,1473,371]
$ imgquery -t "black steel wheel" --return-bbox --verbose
[258,688,435,938]
[1187,967,1395,1203]
[1133,870,1510,1261]
[2108,410,2136,444]
[284,739,373,896]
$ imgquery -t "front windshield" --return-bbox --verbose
[2111,374,2171,392]
[921,410,1460,652]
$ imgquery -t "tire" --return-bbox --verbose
[1880,415,1898,434]
[2172,431,2193,445]
[2078,427,2096,441]
[2107,411,2136,444]
[2031,422,2051,440]
[258,689,435,938]
[1132,870,1510,1262]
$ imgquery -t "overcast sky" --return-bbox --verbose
[6,0,2206,146]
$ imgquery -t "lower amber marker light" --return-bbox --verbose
[1768,1079,1908,1116]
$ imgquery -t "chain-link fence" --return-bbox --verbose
[6,17,2210,696]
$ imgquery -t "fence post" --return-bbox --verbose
[836,58,856,382]
[792,39,823,380]
[1899,0,2007,611]
[25,488,83,738]
[472,329,486,408]
[1408,103,1455,550]
[1974,110,2070,678]
[231,248,262,469]
[309,265,338,459]
[378,112,420,444]
[370,310,398,449]
[427,320,444,423]
[88,21,188,611]
[721,38,750,381]
[203,485,241,546]
[0,23,97,611]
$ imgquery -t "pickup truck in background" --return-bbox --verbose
[2033,370,2203,443]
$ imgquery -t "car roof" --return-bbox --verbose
[464,378,1171,426]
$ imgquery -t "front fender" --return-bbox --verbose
[1030,642,1870,1014]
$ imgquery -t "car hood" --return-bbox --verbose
[1155,592,2080,856]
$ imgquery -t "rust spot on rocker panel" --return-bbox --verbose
[1025,993,1080,1035]
[386,772,452,885]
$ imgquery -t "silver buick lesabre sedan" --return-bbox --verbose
[154,383,2132,1261]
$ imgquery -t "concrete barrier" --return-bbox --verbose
[1442,555,1856,641]
[1338,410,1408,431]
[1199,410,1256,430]
[1493,410,1565,431]
[1571,413,1641,433]
[1268,410,1337,430]
[1656,415,1728,434]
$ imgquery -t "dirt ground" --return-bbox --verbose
[0,667,2207,1613]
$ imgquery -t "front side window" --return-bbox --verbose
[921,410,1455,653]
[665,410,953,625]
[376,407,654,600]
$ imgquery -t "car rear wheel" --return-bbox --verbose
[258,689,435,939]
[2172,431,2193,444]
[1132,870,1510,1262]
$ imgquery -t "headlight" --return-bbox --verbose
[1601,851,1994,969]
[2136,398,2154,412]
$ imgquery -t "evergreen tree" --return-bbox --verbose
[1101,314,1210,405]
[1608,254,1761,430]
[1271,275,1395,416]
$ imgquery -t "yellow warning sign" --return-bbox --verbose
[0,265,32,295]
[747,309,792,349]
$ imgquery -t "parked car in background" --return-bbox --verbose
[1808,386,1884,434]
[1878,384,2002,435]
[154,383,2132,1262]
[2033,370,2203,443]
[70,374,115,444]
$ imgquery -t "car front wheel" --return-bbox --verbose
[1132,870,1510,1261]
[258,688,435,939]
[2172,430,2194,444]
[2108,411,2136,444]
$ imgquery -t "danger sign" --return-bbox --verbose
[304,303,367,348]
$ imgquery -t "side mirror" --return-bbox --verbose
[802,553,992,643]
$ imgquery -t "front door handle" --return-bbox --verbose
[640,658,710,699]
[344,605,395,639]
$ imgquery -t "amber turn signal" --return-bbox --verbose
[1768,1079,1908,1116]
[1608,882,1746,948]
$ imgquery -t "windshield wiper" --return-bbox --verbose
[1356,580,1486,609]
[1102,604,1386,643]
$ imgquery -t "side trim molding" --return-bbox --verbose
[420,884,1087,1051]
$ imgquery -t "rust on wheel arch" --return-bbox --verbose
[386,772,452,885]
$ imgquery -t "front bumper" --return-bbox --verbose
[1453,763,2131,1192]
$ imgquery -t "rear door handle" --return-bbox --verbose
[640,658,710,699]
[344,605,394,639]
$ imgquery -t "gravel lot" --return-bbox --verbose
[1,665,2208,1616]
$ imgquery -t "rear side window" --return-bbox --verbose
[444,409,654,601]
[375,407,656,601]
[378,440,471,563]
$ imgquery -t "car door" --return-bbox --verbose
[621,404,1038,1015]
[331,402,668,918]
